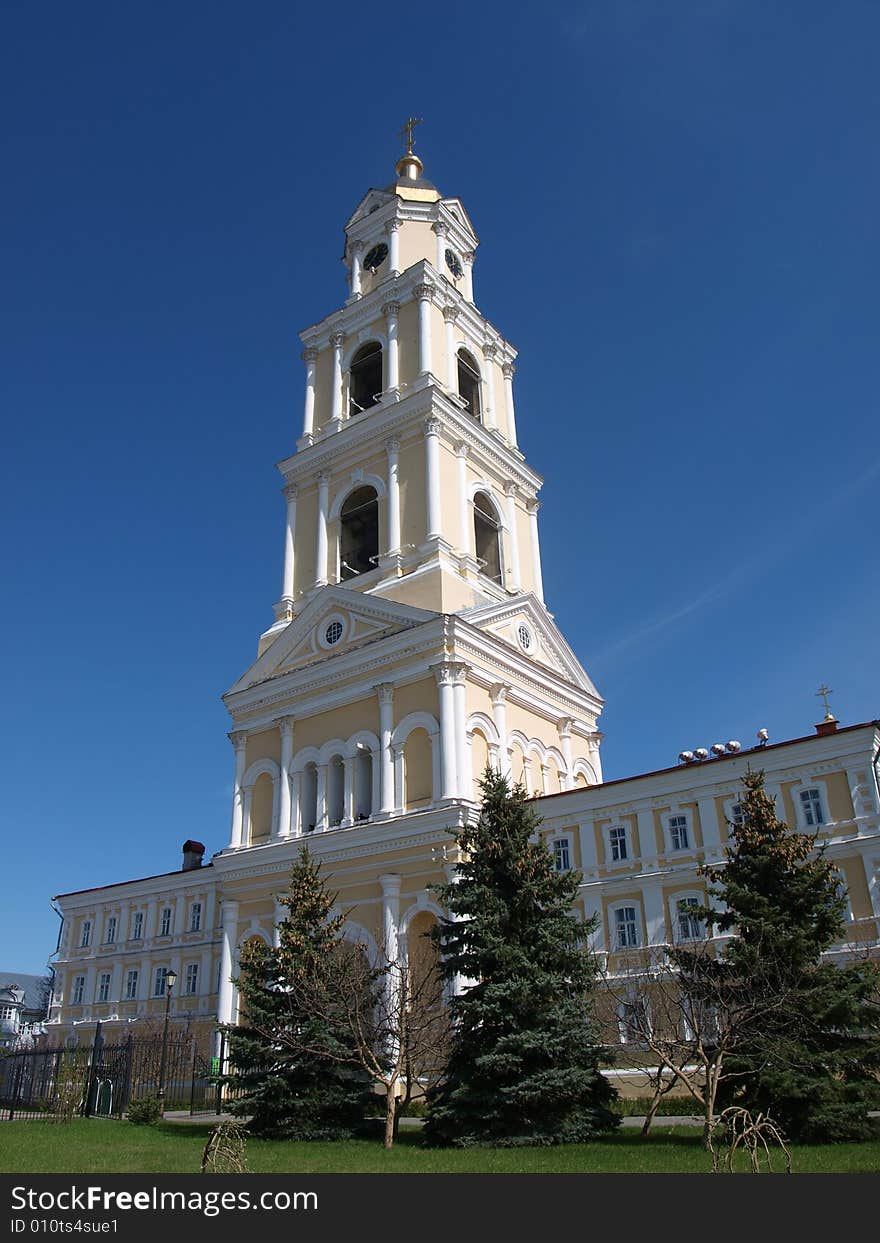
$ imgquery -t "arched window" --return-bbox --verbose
[353,746,373,821]
[473,491,502,584]
[327,756,344,827]
[249,772,274,845]
[457,349,481,419]
[340,486,379,579]
[301,762,318,833]
[349,342,383,416]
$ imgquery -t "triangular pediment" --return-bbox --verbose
[460,594,601,699]
[345,188,395,230]
[441,197,478,242]
[226,588,438,695]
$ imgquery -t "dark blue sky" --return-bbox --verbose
[3,1,878,972]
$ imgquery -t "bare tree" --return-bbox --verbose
[599,940,799,1146]
[251,930,450,1149]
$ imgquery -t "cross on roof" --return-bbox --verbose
[816,683,835,717]
[399,116,423,154]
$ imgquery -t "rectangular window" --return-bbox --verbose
[72,976,85,1005]
[619,1000,649,1044]
[154,967,168,997]
[105,917,117,944]
[184,963,199,995]
[615,906,639,949]
[131,912,144,941]
[189,902,202,932]
[125,970,139,1000]
[730,803,745,828]
[97,973,111,1003]
[676,897,703,942]
[800,787,825,827]
[159,908,172,937]
[609,825,628,861]
[80,920,92,948]
[553,839,571,871]
[668,814,690,851]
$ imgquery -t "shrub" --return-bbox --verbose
[127,1096,162,1126]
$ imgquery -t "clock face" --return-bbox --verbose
[445,248,463,278]
[363,243,388,273]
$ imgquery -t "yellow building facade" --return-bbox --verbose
[48,146,880,1057]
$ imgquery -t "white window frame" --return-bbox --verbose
[131,912,144,941]
[605,823,630,865]
[105,917,117,944]
[80,920,92,948]
[97,973,111,1003]
[184,963,199,996]
[617,997,651,1045]
[154,967,168,997]
[796,785,827,830]
[831,864,854,923]
[553,836,572,872]
[665,811,692,853]
[159,908,172,938]
[124,970,139,1001]
[189,902,202,933]
[725,799,746,830]
[72,976,85,1006]
[611,903,641,950]
[669,892,704,943]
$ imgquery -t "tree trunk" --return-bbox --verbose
[384,1088,396,1150]
[641,1088,663,1136]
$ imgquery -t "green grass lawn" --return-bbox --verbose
[0,1120,877,1174]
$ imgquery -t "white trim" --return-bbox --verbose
[328,474,388,522]
[667,889,705,944]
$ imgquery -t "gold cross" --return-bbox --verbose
[399,116,423,154]
[816,683,834,715]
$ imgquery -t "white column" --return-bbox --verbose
[641,881,667,948]
[386,438,401,554]
[290,771,302,838]
[200,949,212,999]
[577,820,598,872]
[379,874,401,963]
[383,301,400,391]
[173,894,185,937]
[482,342,497,430]
[504,481,521,591]
[462,251,474,302]
[342,754,355,827]
[502,362,518,447]
[301,348,317,442]
[386,218,401,275]
[350,241,363,298]
[526,499,544,603]
[862,855,880,919]
[215,899,239,1056]
[241,786,253,847]
[558,718,575,791]
[272,899,286,949]
[415,283,433,376]
[432,221,447,271]
[635,808,658,866]
[424,416,442,540]
[455,442,469,553]
[277,717,295,839]
[444,306,458,390]
[330,332,344,424]
[583,889,606,952]
[228,732,248,849]
[315,764,328,831]
[434,664,458,802]
[144,901,157,942]
[203,889,216,937]
[697,795,722,851]
[281,485,297,607]
[451,662,469,799]
[315,471,330,587]
[490,684,510,777]
[376,683,395,816]
[392,743,405,813]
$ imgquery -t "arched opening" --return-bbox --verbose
[327,756,345,827]
[249,773,274,844]
[473,491,502,584]
[354,746,373,821]
[340,486,379,579]
[457,349,481,420]
[575,771,590,789]
[470,729,490,802]
[301,762,318,833]
[403,728,433,809]
[349,342,383,416]
[405,911,444,1012]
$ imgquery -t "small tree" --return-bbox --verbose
[224,847,368,1139]
[703,769,880,1141]
[424,768,618,1147]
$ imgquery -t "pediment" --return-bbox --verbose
[460,594,600,699]
[441,196,478,242]
[226,588,438,694]
[345,189,395,230]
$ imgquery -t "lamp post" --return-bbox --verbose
[156,968,177,1107]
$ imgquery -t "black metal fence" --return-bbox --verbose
[0,1028,242,1121]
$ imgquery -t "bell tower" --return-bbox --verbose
[260,128,548,653]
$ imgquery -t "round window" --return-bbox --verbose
[517,623,533,652]
[363,243,388,272]
[325,620,344,646]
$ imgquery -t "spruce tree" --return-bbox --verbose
[424,769,618,1147]
[224,847,368,1139]
[703,769,880,1141]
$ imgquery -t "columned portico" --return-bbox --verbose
[229,732,248,848]
[277,717,295,839]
